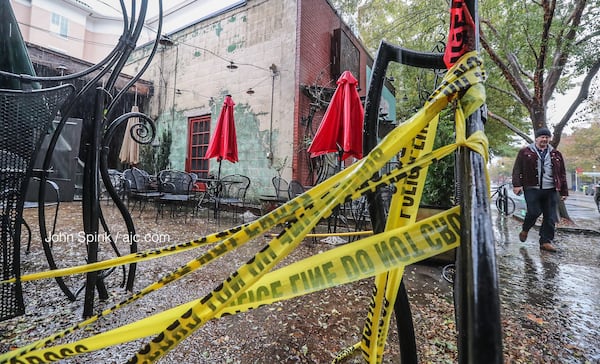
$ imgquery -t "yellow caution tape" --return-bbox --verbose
[3,51,485,286]
[355,52,486,363]
[1,124,486,362]
[266,230,373,238]
[8,207,459,363]
[0,52,488,364]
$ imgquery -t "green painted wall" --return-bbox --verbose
[163,93,284,203]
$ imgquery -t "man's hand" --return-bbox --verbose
[513,186,523,196]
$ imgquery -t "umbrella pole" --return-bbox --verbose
[214,160,222,222]
[329,150,343,233]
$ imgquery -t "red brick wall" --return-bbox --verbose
[294,0,370,185]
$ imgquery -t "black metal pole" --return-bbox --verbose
[502,186,508,215]
[82,87,109,317]
[454,1,503,362]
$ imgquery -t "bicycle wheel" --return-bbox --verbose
[495,196,515,216]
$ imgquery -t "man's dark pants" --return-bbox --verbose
[523,188,558,244]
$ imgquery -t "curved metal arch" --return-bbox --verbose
[24,1,165,303]
[362,1,502,361]
[101,111,157,291]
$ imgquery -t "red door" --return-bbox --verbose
[186,115,211,177]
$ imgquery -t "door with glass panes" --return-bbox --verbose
[186,115,211,178]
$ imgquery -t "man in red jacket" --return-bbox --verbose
[512,127,569,252]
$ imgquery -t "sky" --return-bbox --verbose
[87,0,242,43]
[88,0,189,18]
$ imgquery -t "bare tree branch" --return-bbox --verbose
[480,29,533,105]
[488,111,533,144]
[553,58,600,147]
[507,52,534,81]
[533,0,555,105]
[544,0,587,104]
[575,30,600,46]
[486,83,522,103]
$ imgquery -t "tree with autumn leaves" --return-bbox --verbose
[560,120,600,179]
[334,0,599,153]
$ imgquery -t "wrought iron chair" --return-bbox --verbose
[213,174,251,223]
[192,174,218,217]
[155,170,195,221]
[287,179,306,200]
[124,167,161,214]
[0,84,74,321]
[271,176,289,202]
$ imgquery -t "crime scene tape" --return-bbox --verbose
[358,78,490,363]
[0,52,488,364]
[6,207,460,363]
[357,70,488,363]
[0,121,486,362]
[361,103,440,362]
[359,67,488,363]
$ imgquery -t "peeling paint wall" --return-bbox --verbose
[125,0,298,202]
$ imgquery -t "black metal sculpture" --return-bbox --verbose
[0,0,163,319]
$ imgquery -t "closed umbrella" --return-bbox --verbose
[308,71,364,162]
[308,71,364,238]
[205,95,238,179]
[119,105,140,167]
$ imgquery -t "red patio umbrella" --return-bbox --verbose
[308,71,364,162]
[205,95,238,179]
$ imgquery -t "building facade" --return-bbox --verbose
[10,0,123,63]
[125,0,395,201]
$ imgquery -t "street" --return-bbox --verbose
[501,186,599,229]
[564,191,600,225]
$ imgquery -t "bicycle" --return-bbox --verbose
[492,183,516,216]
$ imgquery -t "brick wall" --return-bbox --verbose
[295,0,370,185]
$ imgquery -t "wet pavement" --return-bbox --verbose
[493,191,600,362]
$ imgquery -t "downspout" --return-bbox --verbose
[268,63,279,164]
[172,45,179,126]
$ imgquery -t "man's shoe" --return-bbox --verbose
[540,242,557,252]
[519,230,528,242]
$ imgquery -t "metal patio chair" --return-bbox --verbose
[125,167,162,214]
[287,179,306,200]
[212,174,250,223]
[272,176,289,202]
[0,84,74,321]
[155,170,195,221]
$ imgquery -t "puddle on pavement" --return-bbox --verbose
[493,214,600,361]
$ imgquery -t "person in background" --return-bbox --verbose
[512,127,569,252]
